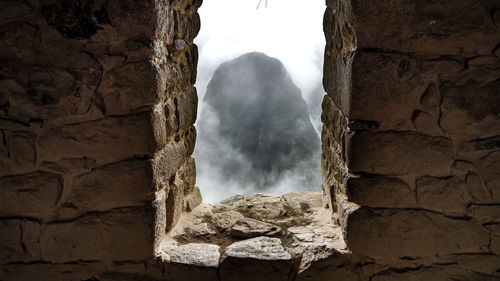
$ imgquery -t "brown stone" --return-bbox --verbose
[480,151,500,201]
[97,61,160,115]
[440,81,500,135]
[2,261,106,281]
[0,219,40,262]
[416,176,470,214]
[37,113,157,165]
[3,130,35,173]
[345,208,489,262]
[60,160,155,218]
[152,140,189,191]
[352,0,499,55]
[0,172,62,219]
[346,176,417,208]
[351,52,424,126]
[40,207,154,262]
[348,131,454,176]
[220,237,293,281]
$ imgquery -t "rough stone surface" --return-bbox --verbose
[0,0,200,279]
[223,236,291,260]
[161,241,220,268]
[323,0,500,279]
[159,192,349,280]
[220,237,293,281]
[230,218,282,238]
[1,0,499,280]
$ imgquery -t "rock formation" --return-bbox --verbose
[197,52,321,193]
[160,192,350,281]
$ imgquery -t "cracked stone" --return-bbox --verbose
[230,218,282,239]
[161,242,220,268]
[220,236,293,281]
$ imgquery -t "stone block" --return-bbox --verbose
[416,176,470,214]
[480,151,500,201]
[440,81,500,136]
[168,264,218,281]
[176,87,198,129]
[241,194,287,220]
[485,223,500,255]
[37,113,156,165]
[281,192,323,214]
[2,261,106,281]
[161,242,220,268]
[0,219,40,262]
[352,0,499,55]
[467,205,500,224]
[230,218,281,239]
[350,52,425,125]
[295,245,358,281]
[347,131,454,176]
[323,48,354,116]
[60,160,155,218]
[346,176,416,208]
[40,207,155,262]
[97,61,160,115]
[220,237,293,281]
[0,172,62,219]
[183,186,202,212]
[152,140,188,191]
[175,157,196,196]
[4,130,35,172]
[345,208,490,262]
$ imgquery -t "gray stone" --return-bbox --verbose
[219,194,245,208]
[161,242,220,268]
[282,192,323,214]
[230,218,281,238]
[220,237,293,281]
[224,236,291,260]
[288,226,314,242]
[213,210,244,231]
[241,193,287,220]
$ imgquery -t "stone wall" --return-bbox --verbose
[322,0,500,279]
[1,0,499,280]
[0,0,201,280]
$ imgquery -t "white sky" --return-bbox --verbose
[194,0,327,203]
[194,0,326,104]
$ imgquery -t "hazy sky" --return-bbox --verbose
[195,0,326,104]
[194,0,326,203]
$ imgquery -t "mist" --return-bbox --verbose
[194,0,326,203]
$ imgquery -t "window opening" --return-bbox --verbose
[194,0,326,203]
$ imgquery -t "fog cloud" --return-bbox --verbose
[194,0,326,203]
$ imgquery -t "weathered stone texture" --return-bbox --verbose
[40,207,155,263]
[323,0,500,278]
[0,0,200,279]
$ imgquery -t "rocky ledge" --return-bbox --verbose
[158,192,354,281]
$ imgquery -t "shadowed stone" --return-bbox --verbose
[220,236,293,281]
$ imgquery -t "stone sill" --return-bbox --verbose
[158,192,349,280]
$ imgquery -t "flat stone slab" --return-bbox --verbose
[161,242,220,268]
[224,236,291,260]
[220,236,293,281]
[230,217,282,238]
